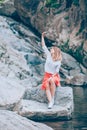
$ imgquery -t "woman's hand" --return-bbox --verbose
[41,32,47,46]
[42,32,47,37]
[52,73,56,77]
[48,77,52,81]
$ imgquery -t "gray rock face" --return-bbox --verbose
[0,15,86,88]
[0,0,16,17]
[0,16,41,88]
[65,73,86,86]
[24,53,44,65]
[14,0,87,68]
[0,110,53,130]
[0,76,25,110]
[16,86,74,121]
[61,52,87,86]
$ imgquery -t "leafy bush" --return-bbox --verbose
[64,16,69,20]
[0,0,5,4]
[0,0,5,2]
[45,0,58,8]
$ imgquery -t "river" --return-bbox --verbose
[43,87,87,130]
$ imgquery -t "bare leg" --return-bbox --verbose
[45,83,52,102]
[49,78,56,98]
[45,79,56,109]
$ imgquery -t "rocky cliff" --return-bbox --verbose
[14,0,87,68]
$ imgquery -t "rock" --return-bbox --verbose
[0,0,16,17]
[0,76,25,110]
[16,86,74,121]
[66,73,86,86]
[61,52,86,86]
[0,110,53,130]
[0,16,41,88]
[24,53,44,65]
[62,52,80,70]
[14,0,87,68]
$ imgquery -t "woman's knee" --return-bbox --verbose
[46,83,50,90]
[49,78,55,86]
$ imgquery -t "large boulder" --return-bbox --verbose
[14,0,87,68]
[0,16,42,88]
[61,52,87,86]
[0,110,53,130]
[0,76,25,110]
[15,86,74,121]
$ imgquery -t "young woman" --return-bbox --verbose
[41,32,62,109]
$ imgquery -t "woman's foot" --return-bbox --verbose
[48,98,54,109]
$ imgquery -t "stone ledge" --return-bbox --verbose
[15,86,74,121]
[17,99,73,121]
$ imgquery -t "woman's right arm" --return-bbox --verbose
[41,32,46,47]
[41,32,50,55]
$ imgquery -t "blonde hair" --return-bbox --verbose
[51,46,62,61]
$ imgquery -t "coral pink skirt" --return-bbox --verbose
[41,72,60,90]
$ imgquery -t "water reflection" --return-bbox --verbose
[43,87,87,130]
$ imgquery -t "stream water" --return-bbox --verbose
[43,87,87,130]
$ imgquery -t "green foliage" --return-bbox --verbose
[73,0,79,6]
[0,0,5,2]
[46,0,57,5]
[0,0,5,4]
[51,3,61,8]
[45,0,60,8]
[76,28,83,36]
[64,16,69,20]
